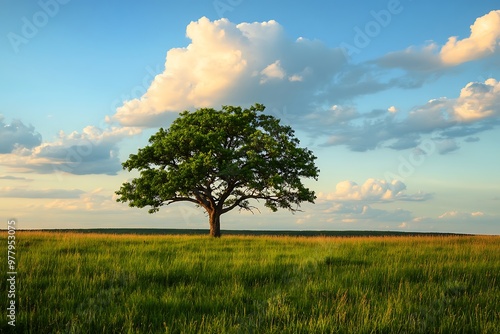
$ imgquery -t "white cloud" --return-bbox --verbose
[453,78,500,122]
[260,60,286,83]
[388,106,398,113]
[440,10,500,66]
[318,178,431,202]
[288,74,303,82]
[109,17,347,127]
[438,211,459,219]
[376,11,500,71]
[283,178,428,230]
[109,17,251,126]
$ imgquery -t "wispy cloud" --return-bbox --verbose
[0,175,32,181]
[0,126,141,175]
[42,188,122,212]
[304,201,415,229]
[0,187,84,199]
[318,78,500,152]
[403,210,499,234]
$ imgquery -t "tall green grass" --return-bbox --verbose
[1,232,499,333]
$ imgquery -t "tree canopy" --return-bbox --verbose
[116,104,319,237]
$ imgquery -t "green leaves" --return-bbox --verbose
[116,104,320,228]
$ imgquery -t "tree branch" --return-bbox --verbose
[221,194,278,214]
[165,197,199,205]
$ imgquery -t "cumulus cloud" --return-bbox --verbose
[453,78,500,122]
[440,10,500,66]
[293,178,431,229]
[0,117,42,153]
[108,17,347,127]
[260,60,286,83]
[0,126,141,175]
[318,178,432,202]
[388,106,398,113]
[376,10,500,71]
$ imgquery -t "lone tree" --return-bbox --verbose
[116,104,319,237]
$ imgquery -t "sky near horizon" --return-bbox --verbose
[0,0,499,234]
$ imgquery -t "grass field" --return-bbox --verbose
[1,231,499,333]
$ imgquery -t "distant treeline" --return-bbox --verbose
[9,229,471,237]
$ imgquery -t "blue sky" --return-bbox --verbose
[1,0,499,234]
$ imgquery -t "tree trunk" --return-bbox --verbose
[209,209,221,238]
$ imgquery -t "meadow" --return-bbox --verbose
[1,231,499,333]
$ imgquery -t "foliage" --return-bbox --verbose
[116,104,319,236]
